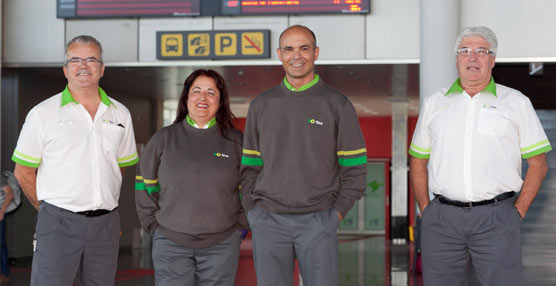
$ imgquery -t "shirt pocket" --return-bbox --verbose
[478,108,509,136]
[102,123,124,153]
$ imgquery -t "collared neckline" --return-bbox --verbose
[445,77,497,97]
[186,114,216,129]
[61,86,112,106]
[283,74,320,92]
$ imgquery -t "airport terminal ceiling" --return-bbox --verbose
[27,64,421,118]
[12,63,556,118]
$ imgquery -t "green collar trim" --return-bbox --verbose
[186,114,216,129]
[445,77,497,97]
[284,74,320,92]
[61,86,112,106]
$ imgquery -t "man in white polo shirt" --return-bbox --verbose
[409,26,551,286]
[12,35,138,286]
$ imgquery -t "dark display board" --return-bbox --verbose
[57,0,369,18]
[222,0,370,15]
[57,0,200,18]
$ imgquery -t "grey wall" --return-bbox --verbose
[5,0,556,66]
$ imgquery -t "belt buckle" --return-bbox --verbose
[465,201,473,208]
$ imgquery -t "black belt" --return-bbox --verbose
[75,208,114,217]
[435,192,515,208]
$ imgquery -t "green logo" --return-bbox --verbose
[307,118,323,125]
[213,152,229,158]
[367,180,384,193]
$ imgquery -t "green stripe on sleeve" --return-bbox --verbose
[118,157,139,167]
[135,182,147,191]
[410,143,431,154]
[13,150,41,164]
[338,155,367,166]
[521,140,550,153]
[118,152,138,162]
[409,149,430,159]
[241,156,263,166]
[146,185,161,195]
[522,145,552,159]
[11,154,40,168]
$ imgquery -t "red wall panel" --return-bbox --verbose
[358,117,391,159]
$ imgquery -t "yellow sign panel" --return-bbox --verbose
[187,33,210,56]
[161,34,183,56]
[215,33,237,56]
[241,32,264,55]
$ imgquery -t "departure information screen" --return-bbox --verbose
[57,0,200,18]
[221,0,370,15]
[57,0,369,18]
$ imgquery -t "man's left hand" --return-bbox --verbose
[514,205,525,220]
[337,211,343,221]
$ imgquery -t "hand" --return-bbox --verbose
[337,211,343,221]
[0,211,4,221]
[514,205,525,220]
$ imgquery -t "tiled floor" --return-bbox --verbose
[2,231,556,285]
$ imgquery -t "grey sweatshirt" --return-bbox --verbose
[240,79,368,217]
[135,122,245,248]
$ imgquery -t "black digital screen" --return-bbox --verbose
[57,0,369,18]
[221,0,370,15]
[58,0,200,18]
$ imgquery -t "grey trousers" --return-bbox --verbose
[247,206,340,286]
[31,202,120,286]
[151,229,241,286]
[422,197,522,286]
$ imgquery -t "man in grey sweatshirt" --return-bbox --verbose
[241,25,368,286]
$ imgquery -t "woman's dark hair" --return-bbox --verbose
[174,69,239,138]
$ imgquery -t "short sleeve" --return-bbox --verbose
[518,98,552,159]
[12,109,44,168]
[409,96,433,159]
[116,108,139,167]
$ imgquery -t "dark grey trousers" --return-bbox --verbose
[247,206,340,286]
[151,229,241,286]
[31,202,120,286]
[422,197,522,286]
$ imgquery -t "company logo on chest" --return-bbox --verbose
[214,152,230,158]
[307,118,324,126]
[482,104,497,109]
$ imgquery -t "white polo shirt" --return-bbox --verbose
[409,78,551,202]
[12,87,139,212]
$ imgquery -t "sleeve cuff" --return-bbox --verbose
[408,148,430,159]
[118,154,139,167]
[11,154,40,168]
[334,195,355,218]
[522,145,552,159]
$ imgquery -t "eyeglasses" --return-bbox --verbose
[456,47,495,57]
[65,57,103,66]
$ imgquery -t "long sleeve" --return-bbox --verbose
[240,102,262,212]
[334,101,368,217]
[135,133,162,235]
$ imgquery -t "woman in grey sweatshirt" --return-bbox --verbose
[135,69,247,286]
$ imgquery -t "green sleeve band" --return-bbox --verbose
[338,155,367,166]
[146,185,161,195]
[118,157,139,167]
[522,145,552,159]
[408,149,430,159]
[11,155,40,168]
[520,139,550,153]
[241,156,263,166]
[135,182,147,191]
